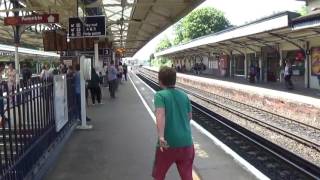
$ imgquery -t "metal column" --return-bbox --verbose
[305,41,310,88]
[94,41,99,67]
[244,52,248,78]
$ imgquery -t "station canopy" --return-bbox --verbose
[155,11,320,58]
[0,0,205,57]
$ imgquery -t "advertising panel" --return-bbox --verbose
[311,47,320,76]
[54,75,68,132]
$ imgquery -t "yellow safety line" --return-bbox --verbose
[192,169,201,180]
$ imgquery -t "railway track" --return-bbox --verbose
[136,71,320,180]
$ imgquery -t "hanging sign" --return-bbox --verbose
[69,17,83,38]
[4,14,59,26]
[69,16,106,38]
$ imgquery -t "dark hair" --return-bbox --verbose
[76,64,80,71]
[158,66,176,87]
[110,61,114,65]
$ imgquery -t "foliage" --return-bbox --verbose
[174,7,230,44]
[151,57,172,68]
[155,36,172,52]
[297,5,308,16]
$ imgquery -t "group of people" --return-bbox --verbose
[72,61,128,122]
[104,61,128,98]
[192,62,206,75]
[172,64,186,73]
[0,62,33,127]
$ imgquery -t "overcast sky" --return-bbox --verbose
[132,0,305,60]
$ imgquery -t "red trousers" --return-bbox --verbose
[152,146,195,180]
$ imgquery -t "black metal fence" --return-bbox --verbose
[0,76,77,180]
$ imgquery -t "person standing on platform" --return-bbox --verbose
[107,61,117,98]
[249,64,256,83]
[40,64,50,81]
[123,63,128,81]
[74,64,91,122]
[88,68,102,105]
[21,63,32,87]
[284,61,293,90]
[152,67,194,180]
[117,62,124,85]
[0,65,7,127]
[7,63,16,93]
[316,71,320,95]
[256,64,260,83]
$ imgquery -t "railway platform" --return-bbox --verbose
[44,73,259,180]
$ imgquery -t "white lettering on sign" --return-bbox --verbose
[21,16,43,22]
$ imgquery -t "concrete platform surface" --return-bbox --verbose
[45,73,258,180]
[44,79,179,180]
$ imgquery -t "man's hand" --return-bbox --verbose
[159,137,169,152]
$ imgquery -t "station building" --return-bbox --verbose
[155,0,320,90]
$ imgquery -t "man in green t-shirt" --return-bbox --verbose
[152,67,194,180]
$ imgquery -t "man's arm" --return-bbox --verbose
[155,107,168,151]
[155,107,165,139]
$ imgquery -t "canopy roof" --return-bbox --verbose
[0,0,204,57]
[155,11,320,58]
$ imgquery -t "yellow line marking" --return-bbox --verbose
[192,169,201,180]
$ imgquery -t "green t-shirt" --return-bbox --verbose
[154,88,193,147]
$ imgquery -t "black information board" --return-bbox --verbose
[69,16,106,38]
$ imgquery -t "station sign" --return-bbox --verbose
[69,16,106,38]
[4,14,59,26]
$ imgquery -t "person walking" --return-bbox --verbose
[107,61,117,98]
[87,68,102,105]
[152,66,194,180]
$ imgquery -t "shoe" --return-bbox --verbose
[99,102,104,105]
[86,117,91,121]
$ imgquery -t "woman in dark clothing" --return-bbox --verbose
[88,68,102,105]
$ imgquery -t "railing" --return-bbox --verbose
[0,76,77,180]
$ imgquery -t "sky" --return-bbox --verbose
[132,0,305,60]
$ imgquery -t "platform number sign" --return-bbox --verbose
[104,49,110,56]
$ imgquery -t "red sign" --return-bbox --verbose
[4,14,59,26]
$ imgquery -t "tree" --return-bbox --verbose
[155,36,172,52]
[297,5,308,16]
[174,7,230,44]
